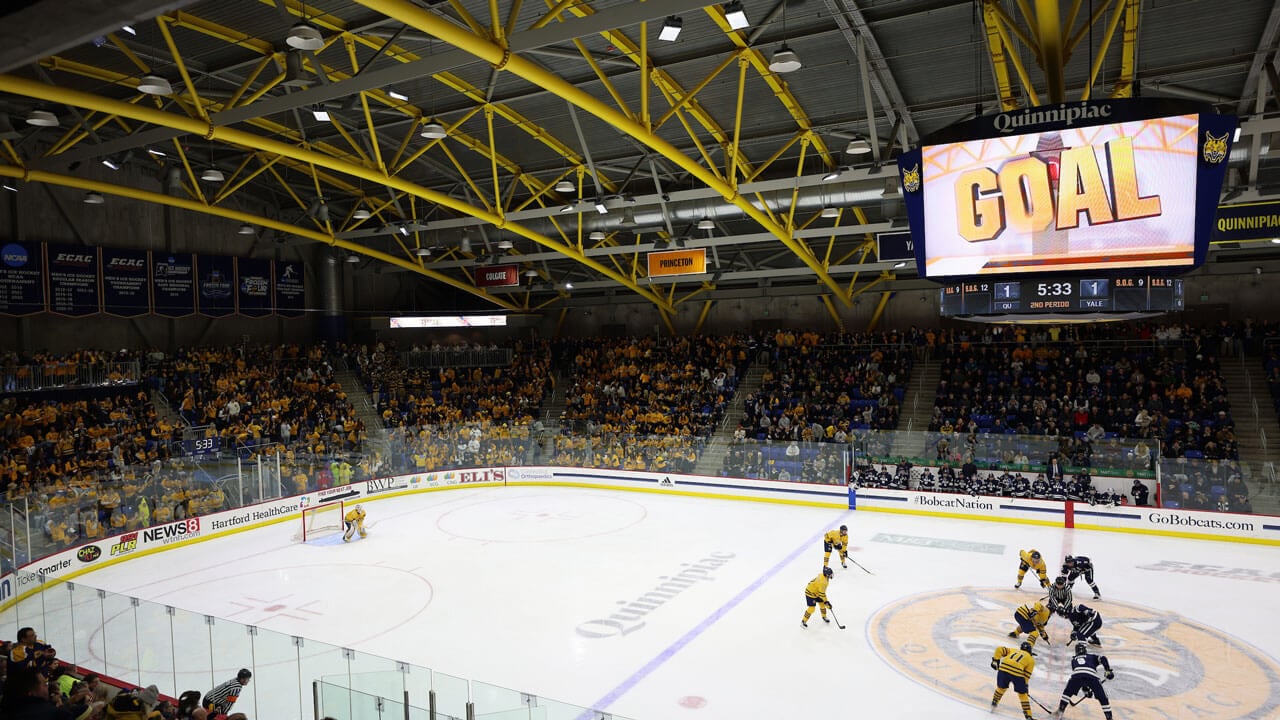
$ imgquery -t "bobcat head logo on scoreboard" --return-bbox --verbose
[901,164,921,193]
[1202,131,1229,164]
[869,587,1280,719]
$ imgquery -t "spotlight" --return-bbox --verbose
[564,282,574,290]
[659,16,683,42]
[413,247,431,256]
[723,1,749,30]
[420,121,447,139]
[311,105,330,122]
[822,167,847,182]
[146,148,166,157]
[387,90,409,101]
[398,225,410,236]
[768,44,802,73]
[238,224,255,235]
[121,25,137,36]
[345,253,360,263]
[137,75,174,96]
[845,137,872,155]
[593,198,609,215]
[497,239,514,250]
[820,206,839,218]
[554,179,575,193]
[524,269,539,278]
[83,191,105,205]
[697,218,715,230]
[286,23,325,51]
[200,168,225,183]
[589,230,606,241]
[25,110,58,127]
[352,209,371,220]
[101,157,120,170]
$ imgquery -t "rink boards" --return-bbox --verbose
[2,463,1277,611]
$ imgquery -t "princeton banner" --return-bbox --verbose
[647,248,707,277]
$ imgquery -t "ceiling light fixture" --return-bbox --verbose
[420,121,447,139]
[311,105,330,122]
[2,184,17,192]
[286,23,325,51]
[1271,238,1280,244]
[559,203,575,214]
[593,199,609,215]
[768,44,802,73]
[101,157,120,170]
[25,110,57,127]
[352,208,371,220]
[564,282,574,290]
[589,230,606,241]
[822,168,843,182]
[554,178,575,193]
[821,206,839,218]
[1234,126,1243,142]
[845,137,872,155]
[460,231,473,253]
[524,269,539,278]
[146,148,166,157]
[413,247,431,256]
[388,90,409,101]
[201,168,225,182]
[137,75,174,96]
[697,218,715,230]
[237,223,255,235]
[497,239,514,250]
[83,191,105,205]
[345,253,360,263]
[893,261,907,268]
[723,1,749,30]
[121,25,137,36]
[659,16,683,42]
[398,225,410,236]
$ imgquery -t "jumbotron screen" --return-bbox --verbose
[919,115,1198,277]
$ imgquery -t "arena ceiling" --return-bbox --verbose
[1,0,1278,329]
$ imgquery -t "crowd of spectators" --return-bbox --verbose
[849,462,1131,505]
[1,349,144,393]
[929,323,1236,465]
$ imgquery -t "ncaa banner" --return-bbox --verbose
[196,254,235,317]
[236,257,272,317]
[45,244,100,317]
[647,248,707,278]
[101,248,150,317]
[0,242,46,315]
[152,254,195,318]
[275,260,305,317]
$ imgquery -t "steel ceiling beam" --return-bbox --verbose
[822,0,919,147]
[352,0,858,304]
[0,73,673,311]
[1236,2,1280,116]
[0,0,199,73]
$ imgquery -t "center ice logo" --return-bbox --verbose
[867,587,1280,719]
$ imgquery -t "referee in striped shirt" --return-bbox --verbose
[203,668,251,716]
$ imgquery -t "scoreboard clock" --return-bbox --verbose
[940,275,1182,316]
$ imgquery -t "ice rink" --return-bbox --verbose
[26,486,1280,720]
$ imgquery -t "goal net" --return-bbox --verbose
[294,500,345,542]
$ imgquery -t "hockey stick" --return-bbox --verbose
[1069,678,1107,707]
[847,557,874,575]
[826,606,847,630]
[1028,693,1055,715]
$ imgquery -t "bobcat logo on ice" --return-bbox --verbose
[868,588,1280,719]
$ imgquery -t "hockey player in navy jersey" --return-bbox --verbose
[1062,555,1101,599]
[1069,604,1104,646]
[1053,642,1114,719]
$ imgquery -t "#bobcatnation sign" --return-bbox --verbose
[0,242,45,315]
[45,245,100,316]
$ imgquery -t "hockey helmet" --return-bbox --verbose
[1030,550,1041,560]
[839,524,848,533]
[355,504,364,514]
[823,566,834,578]
[1054,575,1067,586]
[1075,642,1088,656]
[1063,555,1076,565]
[1032,601,1045,613]
[1019,641,1034,653]
[1075,604,1092,615]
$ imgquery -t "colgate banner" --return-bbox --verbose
[475,265,519,287]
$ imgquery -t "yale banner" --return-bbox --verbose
[1211,200,1280,242]
[647,248,707,277]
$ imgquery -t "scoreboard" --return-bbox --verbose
[939,275,1183,316]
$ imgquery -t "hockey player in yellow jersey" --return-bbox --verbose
[823,525,849,568]
[801,566,834,627]
[990,641,1037,719]
[342,504,367,542]
[1015,548,1049,589]
[1008,601,1051,649]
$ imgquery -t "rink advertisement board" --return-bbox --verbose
[4,466,1278,613]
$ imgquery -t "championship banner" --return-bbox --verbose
[475,264,520,288]
[101,248,150,317]
[275,260,305,317]
[1211,200,1280,242]
[647,248,707,278]
[196,254,235,317]
[0,242,45,315]
[151,254,195,318]
[45,244,100,317]
[236,257,272,317]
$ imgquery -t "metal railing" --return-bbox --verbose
[0,360,142,393]
[399,347,514,369]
